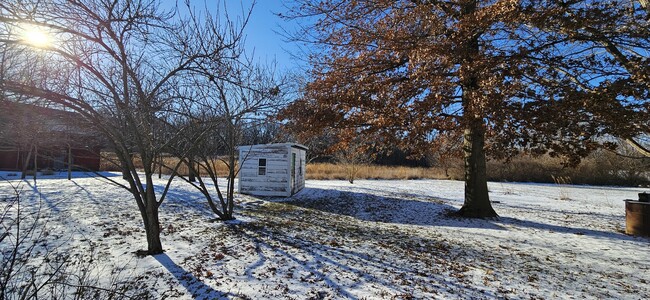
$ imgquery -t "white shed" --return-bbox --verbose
[237,143,308,197]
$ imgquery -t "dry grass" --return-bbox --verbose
[102,154,453,181]
[487,151,650,186]
[307,163,454,180]
[100,153,231,176]
[551,175,573,200]
[312,151,649,186]
[99,150,649,186]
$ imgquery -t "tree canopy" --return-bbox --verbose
[281,0,649,217]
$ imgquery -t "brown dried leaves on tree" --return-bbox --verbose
[280,0,649,218]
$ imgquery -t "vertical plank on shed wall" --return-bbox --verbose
[299,148,306,190]
[287,145,293,196]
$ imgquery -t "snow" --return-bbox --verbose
[1,171,649,299]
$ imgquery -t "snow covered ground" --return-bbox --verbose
[1,171,649,299]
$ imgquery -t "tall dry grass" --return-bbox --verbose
[100,153,231,176]
[487,151,650,186]
[309,150,649,186]
[99,149,649,186]
[307,163,454,180]
[102,155,452,181]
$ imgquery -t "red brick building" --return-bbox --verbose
[0,101,103,171]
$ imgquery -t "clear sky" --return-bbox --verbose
[238,1,304,73]
[167,1,305,73]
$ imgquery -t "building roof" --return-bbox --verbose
[237,143,309,151]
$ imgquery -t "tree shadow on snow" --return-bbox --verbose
[153,184,223,220]
[230,223,477,299]
[499,203,624,222]
[154,253,231,300]
[495,216,647,242]
[22,178,63,213]
[237,228,360,299]
[281,187,506,230]
[282,187,648,242]
[70,180,101,203]
[18,173,121,214]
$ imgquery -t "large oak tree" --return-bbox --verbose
[281,0,648,217]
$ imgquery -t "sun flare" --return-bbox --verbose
[21,25,52,48]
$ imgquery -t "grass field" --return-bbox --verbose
[100,155,453,181]
[306,163,454,180]
[99,151,649,187]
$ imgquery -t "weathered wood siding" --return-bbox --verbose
[239,144,291,197]
[238,143,307,197]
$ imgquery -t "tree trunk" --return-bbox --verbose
[20,145,33,180]
[458,123,497,218]
[188,158,196,182]
[121,157,129,180]
[455,0,496,218]
[33,144,38,181]
[67,145,72,180]
[225,153,236,220]
[144,205,163,254]
[158,154,162,179]
[143,175,163,254]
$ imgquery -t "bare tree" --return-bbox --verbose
[333,137,372,184]
[170,53,287,221]
[0,0,248,254]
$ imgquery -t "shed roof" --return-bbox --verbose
[237,143,308,151]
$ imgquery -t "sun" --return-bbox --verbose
[21,25,53,48]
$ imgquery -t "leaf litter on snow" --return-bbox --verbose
[0,172,648,299]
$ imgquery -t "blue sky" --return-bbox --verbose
[167,1,304,73]
[238,1,304,73]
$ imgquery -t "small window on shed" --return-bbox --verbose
[258,158,266,176]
